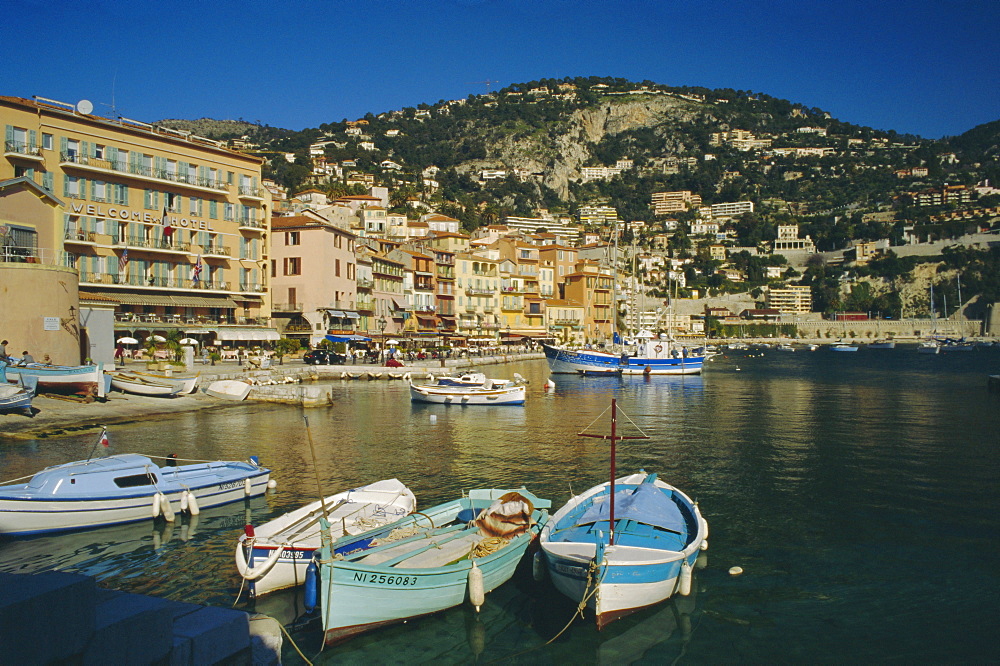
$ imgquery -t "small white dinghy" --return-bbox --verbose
[205,380,252,401]
[235,478,417,596]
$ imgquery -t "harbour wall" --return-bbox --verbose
[0,570,281,665]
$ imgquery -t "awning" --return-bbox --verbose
[326,310,346,318]
[325,334,371,342]
[391,297,408,310]
[344,312,360,319]
[171,295,239,308]
[215,328,281,341]
[86,291,175,306]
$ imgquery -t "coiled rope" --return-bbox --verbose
[471,536,509,558]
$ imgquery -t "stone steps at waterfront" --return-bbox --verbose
[0,571,281,665]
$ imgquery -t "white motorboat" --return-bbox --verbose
[234,478,417,596]
[109,372,183,397]
[408,380,526,405]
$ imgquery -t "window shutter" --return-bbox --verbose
[60,136,68,157]
[4,125,12,144]
[43,172,54,192]
[63,174,71,197]
[28,130,37,149]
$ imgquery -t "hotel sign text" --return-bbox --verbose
[70,204,216,231]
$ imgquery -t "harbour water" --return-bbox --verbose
[1,347,998,663]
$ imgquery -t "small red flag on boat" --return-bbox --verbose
[99,429,109,447]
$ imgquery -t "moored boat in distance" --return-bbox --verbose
[829,343,859,352]
[408,379,526,405]
[235,478,417,597]
[543,337,704,376]
[109,372,183,397]
[917,340,940,355]
[868,340,897,349]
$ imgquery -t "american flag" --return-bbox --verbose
[192,255,202,284]
[118,248,128,274]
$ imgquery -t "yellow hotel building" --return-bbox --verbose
[1,95,275,357]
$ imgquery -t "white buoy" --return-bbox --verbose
[532,550,546,581]
[160,494,176,522]
[701,517,709,540]
[152,493,162,519]
[186,491,200,516]
[468,562,485,611]
[403,372,411,383]
[244,478,252,496]
[267,479,277,489]
[430,414,437,423]
[700,539,709,551]
[678,561,693,596]
[544,379,556,390]
[729,566,744,576]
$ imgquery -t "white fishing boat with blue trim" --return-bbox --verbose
[543,338,705,376]
[408,378,526,405]
[319,487,550,645]
[0,433,271,536]
[234,478,417,597]
[539,400,707,628]
[4,362,105,397]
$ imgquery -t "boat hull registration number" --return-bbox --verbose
[353,572,419,586]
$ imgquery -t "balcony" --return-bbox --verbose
[4,140,44,162]
[356,277,374,289]
[356,297,376,312]
[78,271,230,291]
[271,302,303,312]
[553,318,581,326]
[237,216,265,231]
[466,287,494,296]
[59,153,229,194]
[238,282,263,292]
[113,236,191,254]
[64,230,99,245]
[199,244,231,258]
[238,185,266,201]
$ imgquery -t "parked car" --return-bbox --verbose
[303,349,346,365]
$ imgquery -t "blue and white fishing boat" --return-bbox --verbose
[4,361,105,398]
[318,487,550,645]
[829,343,859,352]
[0,361,35,415]
[0,431,272,536]
[539,400,708,628]
[543,339,705,376]
[235,478,417,597]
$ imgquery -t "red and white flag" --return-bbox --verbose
[162,205,173,238]
[99,429,110,448]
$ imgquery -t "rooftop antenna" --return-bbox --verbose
[100,70,123,118]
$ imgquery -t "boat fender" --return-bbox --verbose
[403,372,411,383]
[304,558,319,612]
[152,493,162,519]
[532,550,546,582]
[267,479,277,490]
[544,379,556,390]
[239,545,285,581]
[186,490,200,516]
[678,560,693,596]
[160,494,176,522]
[701,516,709,540]
[700,539,708,551]
[468,562,485,611]
[180,491,189,513]
[427,373,434,383]
[244,478,252,495]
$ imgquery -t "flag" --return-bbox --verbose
[99,429,109,448]
[192,255,202,284]
[162,205,173,238]
[118,248,128,274]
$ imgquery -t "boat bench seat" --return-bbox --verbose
[393,532,483,568]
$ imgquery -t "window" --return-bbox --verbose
[209,200,218,219]
[285,231,300,246]
[94,144,105,159]
[224,203,234,221]
[270,259,276,278]
[347,263,355,280]
[189,196,202,217]
[284,257,301,276]
[66,139,79,159]
[113,473,158,488]
[335,259,341,277]
[92,180,107,202]
[42,133,53,150]
[65,175,81,198]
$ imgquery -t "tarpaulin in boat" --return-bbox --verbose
[577,483,686,533]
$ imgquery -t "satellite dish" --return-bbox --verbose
[76,99,94,115]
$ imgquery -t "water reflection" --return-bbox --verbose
[0,352,997,662]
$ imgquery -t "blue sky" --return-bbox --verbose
[6,0,998,139]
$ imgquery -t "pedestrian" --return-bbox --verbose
[114,343,125,366]
[18,350,34,365]
[0,339,8,362]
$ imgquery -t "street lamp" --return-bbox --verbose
[378,316,387,362]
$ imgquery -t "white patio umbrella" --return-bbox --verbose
[147,335,166,343]
[179,338,199,345]
[386,339,401,345]
[116,336,139,344]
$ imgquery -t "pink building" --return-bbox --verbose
[269,216,358,347]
